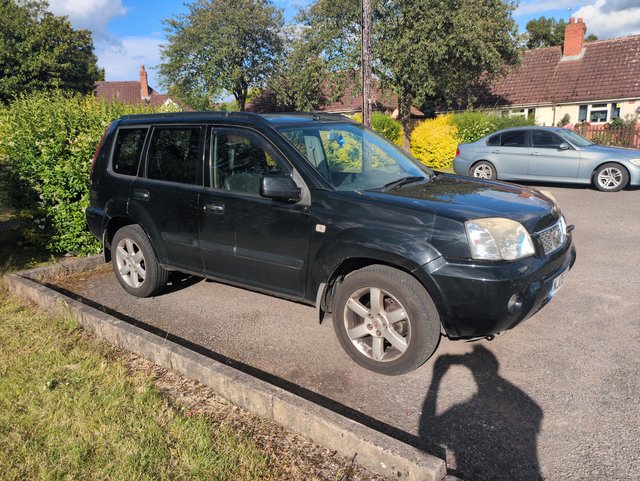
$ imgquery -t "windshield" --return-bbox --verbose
[557,129,594,148]
[278,122,433,191]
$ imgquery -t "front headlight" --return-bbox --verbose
[629,158,640,166]
[465,218,535,261]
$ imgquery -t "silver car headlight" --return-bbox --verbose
[465,218,535,261]
[629,158,640,166]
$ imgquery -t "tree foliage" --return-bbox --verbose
[525,16,597,49]
[159,0,284,111]
[0,0,101,104]
[294,0,520,140]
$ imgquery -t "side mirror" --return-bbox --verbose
[260,175,301,202]
[558,142,570,151]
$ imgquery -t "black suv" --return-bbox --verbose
[87,112,576,375]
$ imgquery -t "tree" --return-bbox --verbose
[159,0,284,111]
[296,0,520,142]
[0,0,101,103]
[525,17,566,49]
[525,16,598,49]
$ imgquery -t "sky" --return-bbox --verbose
[47,0,640,93]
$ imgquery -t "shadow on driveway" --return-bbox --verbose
[420,345,543,480]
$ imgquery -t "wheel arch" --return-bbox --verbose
[103,216,156,262]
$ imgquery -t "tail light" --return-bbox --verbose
[455,147,460,157]
[90,126,110,184]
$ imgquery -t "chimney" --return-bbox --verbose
[139,65,150,101]
[563,17,587,58]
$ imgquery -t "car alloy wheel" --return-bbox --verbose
[115,237,146,288]
[343,286,411,362]
[597,167,623,190]
[473,163,494,179]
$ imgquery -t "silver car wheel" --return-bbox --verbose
[343,287,411,362]
[115,238,146,288]
[597,167,623,189]
[473,164,493,179]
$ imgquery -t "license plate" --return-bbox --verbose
[549,269,568,299]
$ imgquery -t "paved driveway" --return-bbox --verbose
[58,184,639,480]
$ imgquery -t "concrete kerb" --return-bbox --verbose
[4,257,447,481]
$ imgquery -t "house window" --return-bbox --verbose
[527,109,536,120]
[590,103,608,123]
[578,105,588,122]
[611,103,621,120]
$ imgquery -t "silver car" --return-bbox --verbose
[453,126,640,192]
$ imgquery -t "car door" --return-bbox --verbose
[490,129,531,177]
[528,130,581,178]
[199,126,311,298]
[128,125,205,273]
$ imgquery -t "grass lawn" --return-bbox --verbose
[0,290,278,480]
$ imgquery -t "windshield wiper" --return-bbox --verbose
[379,175,429,192]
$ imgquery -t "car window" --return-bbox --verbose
[532,131,562,148]
[279,123,430,191]
[486,134,500,146]
[501,131,527,147]
[147,127,202,185]
[112,128,147,176]
[210,129,287,195]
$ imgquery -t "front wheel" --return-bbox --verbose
[111,224,169,297]
[593,163,629,192]
[471,161,497,180]
[332,265,441,375]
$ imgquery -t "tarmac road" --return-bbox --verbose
[58,183,640,481]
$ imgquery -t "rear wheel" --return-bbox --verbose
[111,224,168,297]
[332,265,441,375]
[471,161,496,180]
[593,163,628,192]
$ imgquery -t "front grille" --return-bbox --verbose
[538,220,566,256]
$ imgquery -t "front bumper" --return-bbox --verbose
[414,236,576,338]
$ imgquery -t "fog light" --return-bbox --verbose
[507,293,522,312]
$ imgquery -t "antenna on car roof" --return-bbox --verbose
[303,94,320,120]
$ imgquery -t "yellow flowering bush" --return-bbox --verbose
[410,114,459,170]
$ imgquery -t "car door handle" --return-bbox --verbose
[132,189,150,201]
[490,150,501,154]
[203,202,224,213]
[531,152,541,156]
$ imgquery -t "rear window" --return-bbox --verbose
[112,128,147,176]
[487,134,500,146]
[147,127,202,185]
[501,131,527,147]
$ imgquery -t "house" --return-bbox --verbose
[95,65,185,110]
[481,18,640,127]
[315,77,424,120]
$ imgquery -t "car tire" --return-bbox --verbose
[332,265,441,375]
[471,161,497,180]
[111,224,169,297]
[593,163,629,192]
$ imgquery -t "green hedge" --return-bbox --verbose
[0,91,170,255]
[350,112,405,146]
[411,111,535,170]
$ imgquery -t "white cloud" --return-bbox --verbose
[48,0,127,36]
[574,0,640,38]
[97,36,165,87]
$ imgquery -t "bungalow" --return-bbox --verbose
[95,65,185,110]
[481,18,640,127]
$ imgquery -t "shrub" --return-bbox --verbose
[410,114,459,170]
[350,112,405,146]
[0,91,169,255]
[490,115,535,131]
[450,111,495,144]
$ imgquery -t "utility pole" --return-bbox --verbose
[362,0,372,128]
